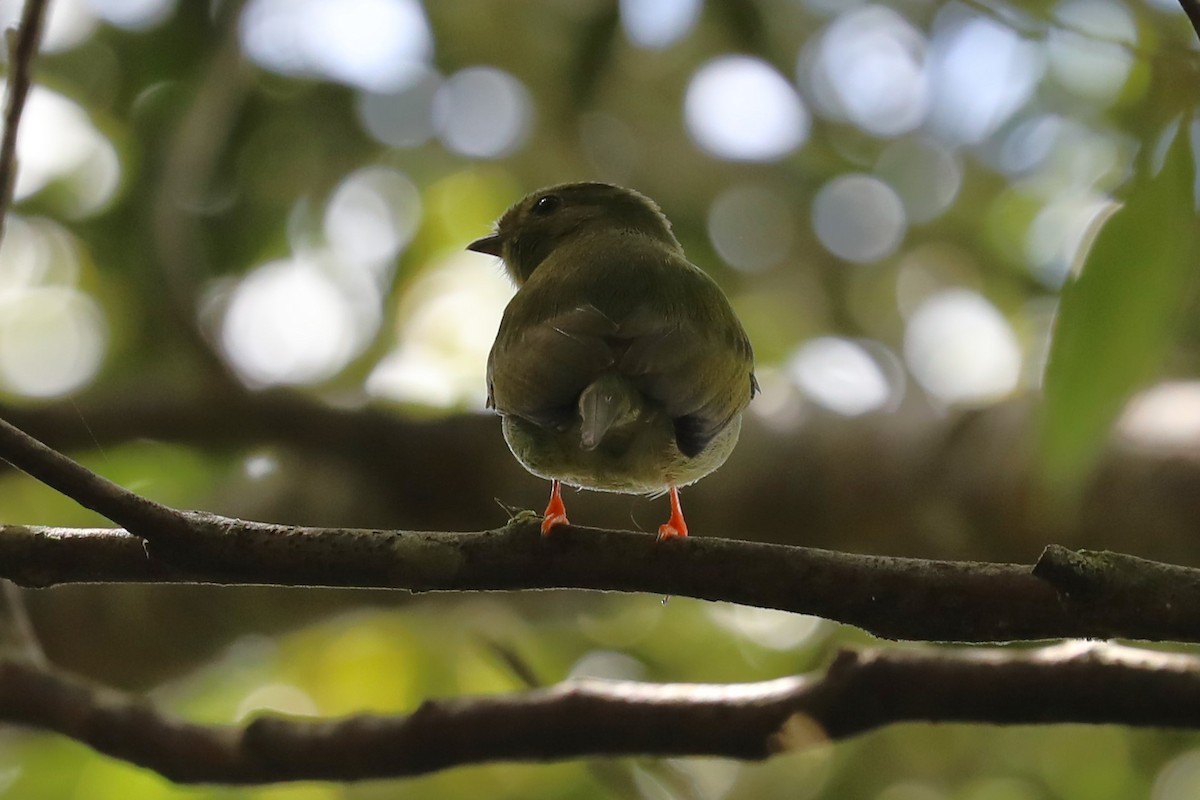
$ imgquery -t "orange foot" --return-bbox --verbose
[541,479,570,536]
[656,485,689,540]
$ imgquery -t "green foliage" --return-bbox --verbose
[1040,122,1200,488]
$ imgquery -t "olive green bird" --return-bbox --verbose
[468,182,757,538]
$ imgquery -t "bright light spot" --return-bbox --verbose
[0,0,94,52]
[577,598,665,649]
[0,217,80,289]
[619,0,701,48]
[221,256,380,386]
[748,367,808,432]
[356,68,440,148]
[998,115,1064,175]
[240,0,433,92]
[1026,195,1113,288]
[1050,123,1126,189]
[367,255,512,408]
[807,6,929,137]
[62,137,122,219]
[1048,0,1135,103]
[567,650,646,681]
[812,173,906,263]
[904,289,1021,405]
[685,56,809,162]
[788,337,893,416]
[1155,749,1200,800]
[0,287,106,397]
[707,184,794,272]
[434,67,532,159]
[235,683,319,721]
[0,768,20,796]
[0,217,106,399]
[324,166,421,271]
[662,761,741,800]
[243,453,279,480]
[1118,382,1200,451]
[86,0,175,29]
[928,10,1044,144]
[876,138,962,223]
[801,0,869,15]
[9,87,120,213]
[708,604,826,651]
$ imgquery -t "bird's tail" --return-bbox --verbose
[578,373,640,450]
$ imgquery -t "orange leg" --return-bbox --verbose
[541,479,570,535]
[657,485,689,540]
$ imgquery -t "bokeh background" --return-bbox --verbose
[1,0,1200,797]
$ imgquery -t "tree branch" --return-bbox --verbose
[1,641,1197,784]
[5,520,1200,645]
[12,386,1200,572]
[0,0,46,241]
[4,402,1200,643]
[0,416,189,539]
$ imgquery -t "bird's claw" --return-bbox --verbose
[541,512,569,536]
[656,522,687,540]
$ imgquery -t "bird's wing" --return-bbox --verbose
[487,302,620,429]
[614,274,756,457]
[488,242,756,456]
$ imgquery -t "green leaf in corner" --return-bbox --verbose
[1040,122,1200,489]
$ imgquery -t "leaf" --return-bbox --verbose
[1039,122,1200,488]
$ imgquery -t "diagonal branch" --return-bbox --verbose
[2,641,1198,784]
[0,416,189,539]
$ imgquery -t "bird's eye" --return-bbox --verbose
[532,195,561,215]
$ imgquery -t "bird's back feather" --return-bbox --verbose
[488,232,755,462]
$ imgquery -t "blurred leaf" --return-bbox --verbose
[1039,123,1200,487]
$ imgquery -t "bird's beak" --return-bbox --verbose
[467,234,503,257]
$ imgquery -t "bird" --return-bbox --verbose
[468,182,757,539]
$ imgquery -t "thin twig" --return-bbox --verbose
[0,0,60,696]
[1,642,1197,784]
[0,0,47,242]
[958,0,1146,56]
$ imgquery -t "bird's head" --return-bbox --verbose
[467,182,682,284]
